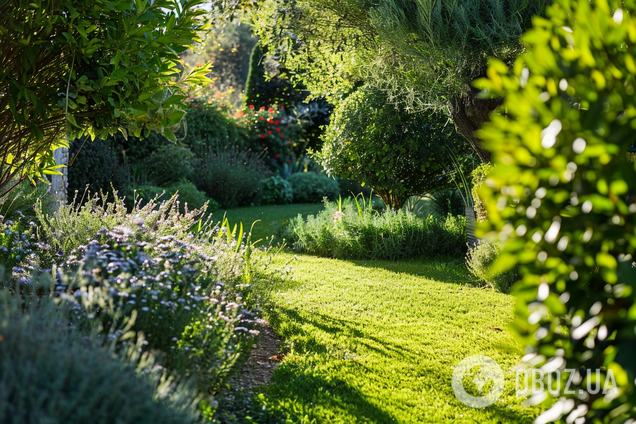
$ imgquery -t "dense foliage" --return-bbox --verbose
[287,172,340,204]
[281,197,466,260]
[192,146,270,208]
[0,0,212,194]
[317,85,471,209]
[477,0,636,421]
[68,138,128,196]
[0,296,203,424]
[248,0,549,161]
[142,144,195,186]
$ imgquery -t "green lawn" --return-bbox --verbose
[216,203,323,246]
[219,204,540,423]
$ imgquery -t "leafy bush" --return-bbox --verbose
[281,197,466,260]
[142,144,195,186]
[260,175,294,205]
[476,0,636,421]
[0,295,203,424]
[466,241,519,292]
[135,182,217,213]
[315,84,470,209]
[192,147,270,208]
[287,172,340,203]
[428,189,466,217]
[181,100,245,154]
[68,137,129,199]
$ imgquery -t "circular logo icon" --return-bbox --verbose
[452,355,505,408]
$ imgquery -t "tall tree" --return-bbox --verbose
[248,0,550,162]
[0,0,212,196]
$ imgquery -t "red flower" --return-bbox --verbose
[260,106,266,111]
[275,120,280,125]
[260,134,266,138]
[249,105,255,109]
[276,128,281,132]
[280,106,284,110]
[268,120,274,124]
[275,154,280,158]
[268,107,275,113]
[260,117,264,121]
[267,131,272,134]
[281,135,285,139]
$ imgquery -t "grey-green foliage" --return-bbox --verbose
[281,197,466,260]
[372,0,550,92]
[0,291,203,424]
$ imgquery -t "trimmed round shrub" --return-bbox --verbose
[0,304,201,424]
[192,147,270,208]
[315,83,471,209]
[143,144,195,186]
[287,172,340,203]
[68,137,128,198]
[260,175,293,205]
[465,241,519,292]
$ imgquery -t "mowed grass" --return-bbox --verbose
[219,205,541,423]
[249,254,540,423]
[215,203,323,246]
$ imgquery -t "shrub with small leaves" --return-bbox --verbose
[466,241,519,292]
[470,163,491,223]
[476,0,636,421]
[192,146,270,208]
[287,172,340,204]
[143,144,195,186]
[260,175,293,205]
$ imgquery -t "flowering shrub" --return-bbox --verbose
[36,192,209,257]
[0,217,42,281]
[60,227,257,395]
[235,106,303,172]
[281,197,466,260]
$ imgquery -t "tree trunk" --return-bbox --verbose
[450,89,503,164]
[51,146,69,210]
[465,205,478,249]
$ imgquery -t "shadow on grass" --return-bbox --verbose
[270,306,413,361]
[346,256,482,286]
